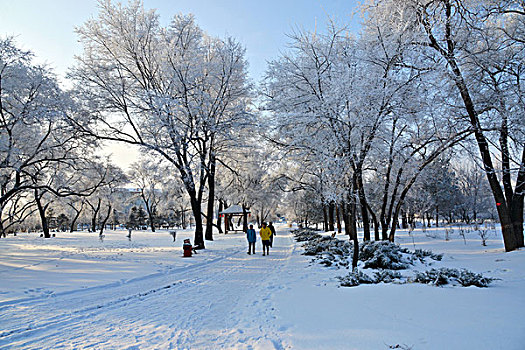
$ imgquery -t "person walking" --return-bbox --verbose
[268,222,276,247]
[246,224,256,255]
[260,222,272,256]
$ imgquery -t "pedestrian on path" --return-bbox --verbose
[268,222,276,247]
[246,224,256,255]
[260,222,272,256]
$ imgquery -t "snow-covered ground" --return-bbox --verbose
[0,224,524,349]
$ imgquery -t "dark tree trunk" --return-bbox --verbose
[242,204,248,232]
[336,204,342,233]
[88,198,101,233]
[342,196,359,271]
[146,204,156,232]
[401,209,408,229]
[0,219,5,238]
[216,199,224,233]
[328,202,335,232]
[181,205,187,229]
[188,191,205,249]
[69,203,84,233]
[323,204,328,232]
[356,171,371,241]
[35,190,50,238]
[205,153,216,241]
[366,201,380,241]
[99,204,112,236]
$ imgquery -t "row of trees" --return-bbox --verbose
[262,0,524,253]
[1,0,523,255]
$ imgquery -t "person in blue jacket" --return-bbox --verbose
[246,224,256,255]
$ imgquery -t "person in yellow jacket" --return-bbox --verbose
[259,222,272,256]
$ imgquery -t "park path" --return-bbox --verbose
[0,228,296,349]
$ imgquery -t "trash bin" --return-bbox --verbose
[183,239,192,257]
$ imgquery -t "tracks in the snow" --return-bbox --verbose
[0,246,244,346]
[0,232,296,349]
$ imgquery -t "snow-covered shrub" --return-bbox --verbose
[302,236,334,255]
[359,241,411,270]
[295,232,444,270]
[338,271,374,287]
[293,231,492,288]
[413,249,443,262]
[456,269,494,287]
[292,228,322,242]
[373,269,403,283]
[411,268,493,287]
[412,268,452,286]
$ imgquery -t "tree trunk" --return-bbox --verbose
[188,192,205,249]
[336,204,342,233]
[205,153,216,241]
[323,204,328,232]
[356,171,371,241]
[146,205,156,232]
[35,190,50,238]
[99,204,112,236]
[328,202,335,232]
[89,198,101,233]
[511,197,524,247]
[242,204,248,232]
[401,209,408,229]
[216,199,224,233]
[342,197,359,271]
[69,203,84,233]
[366,201,380,241]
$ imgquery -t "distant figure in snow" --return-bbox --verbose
[246,224,256,255]
[268,222,276,247]
[259,222,272,256]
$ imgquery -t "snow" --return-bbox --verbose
[1,225,524,349]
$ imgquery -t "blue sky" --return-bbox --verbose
[1,0,362,84]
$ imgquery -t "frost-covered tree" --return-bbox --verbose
[70,0,252,248]
[129,156,167,232]
[454,159,494,223]
[263,18,467,250]
[0,37,104,238]
[83,162,127,235]
[366,0,524,251]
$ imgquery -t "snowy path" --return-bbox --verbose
[1,226,524,349]
[0,230,296,349]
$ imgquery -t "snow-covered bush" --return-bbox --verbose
[412,249,443,263]
[456,269,495,287]
[373,270,403,283]
[359,241,411,270]
[338,271,375,287]
[292,228,322,242]
[294,229,442,270]
[411,268,493,287]
[293,229,493,288]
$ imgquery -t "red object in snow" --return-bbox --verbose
[183,239,193,257]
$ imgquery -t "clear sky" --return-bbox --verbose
[0,0,362,83]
